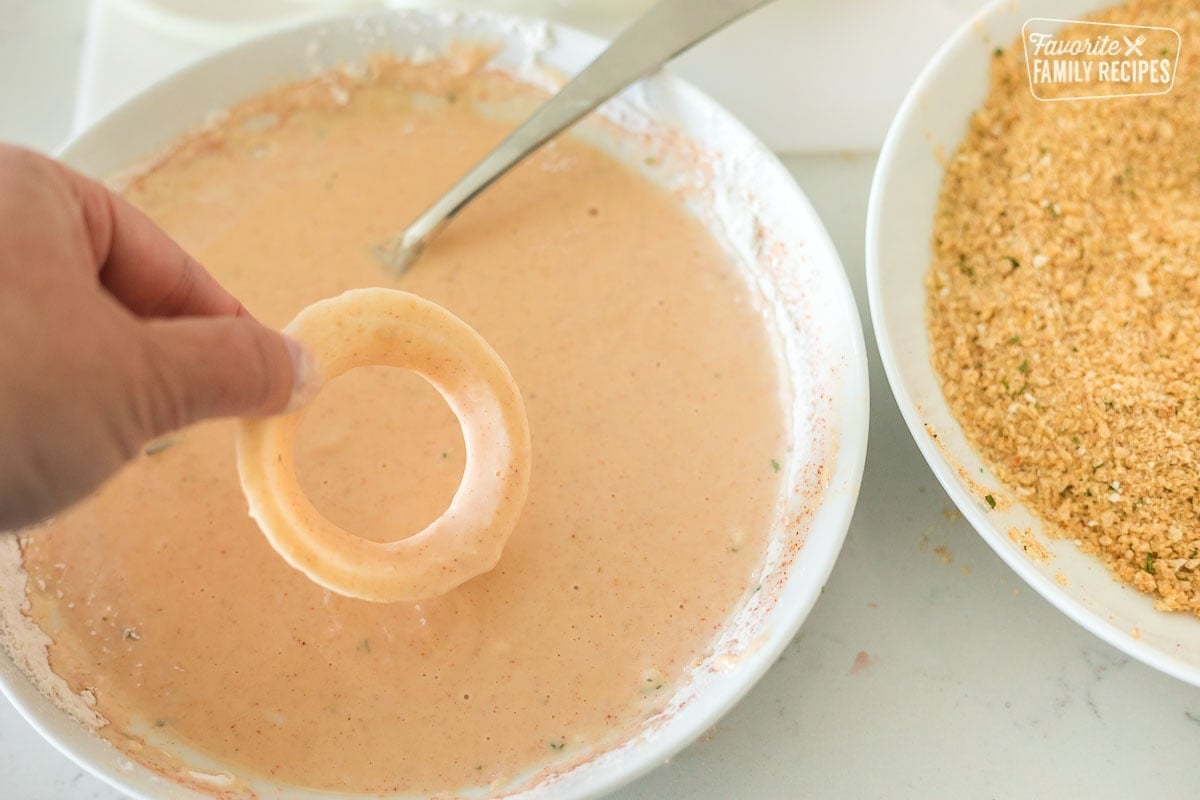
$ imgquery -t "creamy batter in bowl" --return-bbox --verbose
[0,10,868,798]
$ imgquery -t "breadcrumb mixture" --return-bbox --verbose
[927,2,1200,614]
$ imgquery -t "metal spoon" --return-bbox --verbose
[377,0,776,275]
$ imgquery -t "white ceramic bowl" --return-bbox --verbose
[0,9,869,799]
[868,0,1200,686]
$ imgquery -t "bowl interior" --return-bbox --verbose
[1,8,869,799]
[867,0,1200,686]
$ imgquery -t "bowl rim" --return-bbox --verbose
[1,6,871,799]
[865,0,1200,688]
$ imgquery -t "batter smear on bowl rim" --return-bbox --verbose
[5,59,789,794]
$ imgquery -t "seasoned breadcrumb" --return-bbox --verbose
[928,1,1200,614]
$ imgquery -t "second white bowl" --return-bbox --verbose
[868,0,1200,686]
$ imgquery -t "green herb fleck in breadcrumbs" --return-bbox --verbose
[143,438,176,456]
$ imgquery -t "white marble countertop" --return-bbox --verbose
[2,2,1200,799]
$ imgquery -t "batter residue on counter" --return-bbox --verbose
[9,59,787,794]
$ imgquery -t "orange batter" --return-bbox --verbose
[16,61,786,795]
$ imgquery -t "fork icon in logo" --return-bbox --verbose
[1124,34,1146,55]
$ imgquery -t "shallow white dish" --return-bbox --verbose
[0,8,869,799]
[867,0,1200,686]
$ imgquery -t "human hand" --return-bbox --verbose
[0,144,307,531]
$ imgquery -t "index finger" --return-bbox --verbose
[60,158,248,319]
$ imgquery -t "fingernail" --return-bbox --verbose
[283,336,323,414]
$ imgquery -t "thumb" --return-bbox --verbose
[133,315,312,435]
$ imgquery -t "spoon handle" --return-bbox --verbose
[386,0,775,271]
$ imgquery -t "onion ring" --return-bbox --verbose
[236,288,531,603]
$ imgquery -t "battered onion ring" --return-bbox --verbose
[236,288,531,603]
